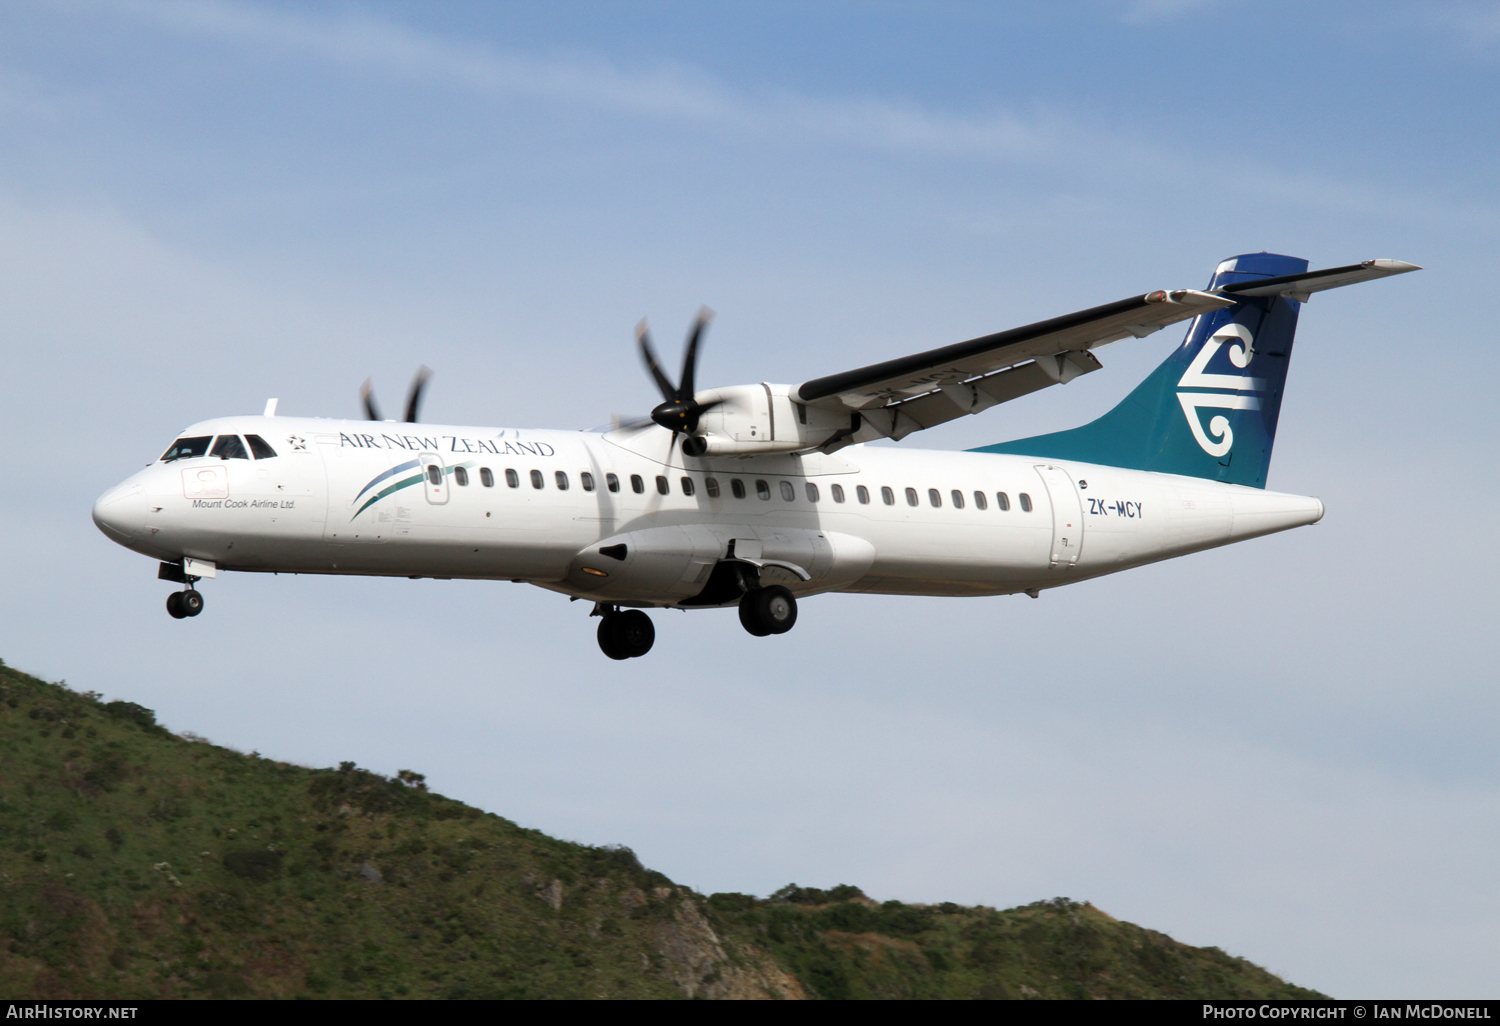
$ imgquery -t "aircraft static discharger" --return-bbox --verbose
[93,254,1418,659]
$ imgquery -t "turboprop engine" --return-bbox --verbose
[685,382,860,456]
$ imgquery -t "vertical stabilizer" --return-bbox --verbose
[973,253,1309,488]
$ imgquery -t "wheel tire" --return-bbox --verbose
[738,592,771,636]
[615,609,655,658]
[181,590,204,617]
[597,614,631,660]
[166,592,187,619]
[740,586,797,636]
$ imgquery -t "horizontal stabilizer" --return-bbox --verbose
[1218,259,1420,302]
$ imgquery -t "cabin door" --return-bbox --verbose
[1034,465,1084,568]
[419,453,449,505]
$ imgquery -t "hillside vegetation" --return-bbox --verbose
[0,662,1323,1000]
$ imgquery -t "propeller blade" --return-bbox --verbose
[677,306,714,400]
[611,414,656,433]
[636,319,678,404]
[404,366,432,423]
[360,378,382,421]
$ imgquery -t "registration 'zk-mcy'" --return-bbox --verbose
[93,254,1418,659]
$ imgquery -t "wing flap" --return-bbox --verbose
[859,356,1100,441]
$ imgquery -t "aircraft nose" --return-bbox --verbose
[93,481,145,543]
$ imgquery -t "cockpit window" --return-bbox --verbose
[160,436,212,462]
[211,435,250,460]
[245,434,278,460]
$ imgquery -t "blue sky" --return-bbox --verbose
[2,0,1497,997]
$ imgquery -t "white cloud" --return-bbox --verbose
[78,0,1493,232]
[1423,1,1500,43]
[1117,0,1225,25]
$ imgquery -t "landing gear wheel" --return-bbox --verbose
[597,610,655,659]
[739,585,797,636]
[181,590,204,617]
[166,592,187,619]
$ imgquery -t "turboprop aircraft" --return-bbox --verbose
[92,253,1417,659]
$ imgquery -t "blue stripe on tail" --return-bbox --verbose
[971,252,1308,488]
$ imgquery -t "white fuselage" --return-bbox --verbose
[92,415,1324,605]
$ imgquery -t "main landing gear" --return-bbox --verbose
[591,583,799,660]
[166,588,204,620]
[738,585,797,637]
[596,606,655,660]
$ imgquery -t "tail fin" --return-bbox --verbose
[974,252,1311,488]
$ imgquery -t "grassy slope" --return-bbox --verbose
[0,663,1323,1000]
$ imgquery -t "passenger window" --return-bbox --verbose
[427,465,443,486]
[731,479,746,499]
[530,470,544,489]
[996,491,1010,511]
[506,469,520,488]
[1019,492,1033,512]
[580,472,594,492]
[454,467,469,487]
[705,477,720,498]
[780,481,795,501]
[805,482,820,502]
[881,486,894,505]
[905,487,918,507]
[159,436,213,462]
[606,473,620,493]
[973,490,987,510]
[555,471,569,490]
[831,484,845,503]
[211,435,250,460]
[756,480,771,500]
[655,475,669,495]
[951,489,964,509]
[631,474,645,494]
[480,467,495,487]
[928,488,942,508]
[857,485,870,504]
[245,434,278,459]
[681,477,695,497]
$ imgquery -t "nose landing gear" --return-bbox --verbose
[166,588,204,619]
[595,606,655,660]
[738,585,797,637]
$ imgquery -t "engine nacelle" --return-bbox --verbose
[689,383,857,456]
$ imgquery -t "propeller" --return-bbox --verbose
[360,366,433,423]
[404,366,432,423]
[636,307,720,455]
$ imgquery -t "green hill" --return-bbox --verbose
[0,662,1323,1000]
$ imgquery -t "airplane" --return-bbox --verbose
[92,253,1417,659]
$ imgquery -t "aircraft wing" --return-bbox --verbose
[794,288,1234,440]
[793,259,1420,444]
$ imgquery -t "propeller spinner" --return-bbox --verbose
[361,366,432,423]
[636,308,719,456]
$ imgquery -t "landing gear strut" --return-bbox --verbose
[738,585,797,637]
[596,607,655,660]
[166,588,204,619]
